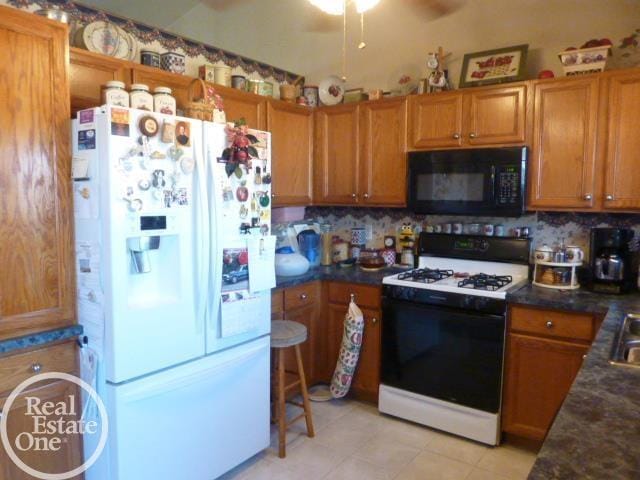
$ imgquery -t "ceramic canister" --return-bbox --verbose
[141,50,160,68]
[566,246,584,263]
[248,79,263,95]
[258,81,274,97]
[535,244,554,262]
[214,65,232,87]
[160,52,186,75]
[231,75,247,90]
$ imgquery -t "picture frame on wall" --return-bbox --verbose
[459,44,528,88]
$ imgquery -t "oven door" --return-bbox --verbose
[381,297,505,413]
[407,148,526,216]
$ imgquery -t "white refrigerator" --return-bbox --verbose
[72,106,274,480]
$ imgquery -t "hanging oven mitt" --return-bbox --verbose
[330,296,365,398]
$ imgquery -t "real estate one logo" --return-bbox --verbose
[0,372,109,480]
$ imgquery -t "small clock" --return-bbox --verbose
[138,115,159,137]
[384,235,396,249]
[426,53,439,70]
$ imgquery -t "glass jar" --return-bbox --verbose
[130,83,153,111]
[153,87,176,115]
[102,80,129,107]
[320,224,333,266]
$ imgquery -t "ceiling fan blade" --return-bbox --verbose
[201,0,253,11]
[404,0,466,18]
[303,5,343,33]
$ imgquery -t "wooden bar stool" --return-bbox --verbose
[270,320,315,458]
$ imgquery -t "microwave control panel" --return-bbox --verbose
[496,166,520,205]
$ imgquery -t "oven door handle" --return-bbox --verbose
[490,165,497,206]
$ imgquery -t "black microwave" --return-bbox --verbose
[407,147,527,216]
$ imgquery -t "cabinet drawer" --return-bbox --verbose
[510,306,594,341]
[284,282,320,311]
[0,342,78,395]
[328,282,381,309]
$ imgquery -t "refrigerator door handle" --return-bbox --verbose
[208,145,223,331]
[195,144,210,333]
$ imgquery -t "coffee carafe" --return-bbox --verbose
[589,228,638,294]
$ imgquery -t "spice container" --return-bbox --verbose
[102,81,129,107]
[153,87,176,115]
[130,84,153,111]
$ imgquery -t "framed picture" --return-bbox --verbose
[459,44,528,88]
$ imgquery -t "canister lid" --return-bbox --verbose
[105,80,126,89]
[131,83,150,92]
[153,86,173,95]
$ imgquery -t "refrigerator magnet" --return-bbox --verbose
[152,169,167,188]
[161,121,175,143]
[180,157,195,174]
[168,145,184,161]
[138,179,151,191]
[138,115,159,137]
[150,151,166,160]
[175,121,191,146]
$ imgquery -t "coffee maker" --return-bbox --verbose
[589,228,638,294]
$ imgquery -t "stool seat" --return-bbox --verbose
[271,320,307,348]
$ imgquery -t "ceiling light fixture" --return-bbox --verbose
[308,0,382,81]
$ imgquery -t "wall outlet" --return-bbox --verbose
[365,224,373,242]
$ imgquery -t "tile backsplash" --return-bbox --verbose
[303,207,640,260]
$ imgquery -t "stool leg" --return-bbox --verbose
[294,344,315,438]
[277,348,287,458]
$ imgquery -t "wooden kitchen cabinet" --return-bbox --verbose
[69,47,131,116]
[0,340,83,479]
[314,104,360,205]
[465,85,527,146]
[273,282,322,388]
[130,64,193,113]
[502,306,598,442]
[360,98,408,206]
[408,92,463,149]
[602,69,640,210]
[0,6,76,338]
[267,101,314,206]
[408,84,526,150]
[528,76,600,210]
[216,85,266,130]
[325,282,382,402]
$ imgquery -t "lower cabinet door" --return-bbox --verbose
[0,380,84,480]
[502,333,588,441]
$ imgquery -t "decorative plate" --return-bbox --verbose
[319,75,345,106]
[79,21,136,60]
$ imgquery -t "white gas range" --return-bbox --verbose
[378,233,531,446]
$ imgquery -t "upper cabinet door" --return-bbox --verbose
[267,101,314,206]
[216,85,266,130]
[408,92,463,149]
[69,47,130,116]
[314,104,360,205]
[130,65,193,113]
[603,71,640,210]
[360,98,407,206]
[528,77,600,209]
[465,85,526,145]
[0,7,75,337]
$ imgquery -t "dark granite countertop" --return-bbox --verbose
[0,325,83,357]
[275,265,408,289]
[508,286,640,479]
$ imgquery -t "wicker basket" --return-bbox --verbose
[184,78,226,123]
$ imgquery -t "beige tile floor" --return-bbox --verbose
[219,399,537,480]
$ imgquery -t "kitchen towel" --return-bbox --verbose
[330,298,364,398]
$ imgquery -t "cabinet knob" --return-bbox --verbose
[452,133,460,139]
[583,354,587,360]
[31,362,42,374]
[271,193,276,198]
[363,193,369,199]
[469,133,477,139]
[351,193,357,199]
[299,293,308,300]
[606,194,614,201]
[584,194,592,201]
[545,320,554,329]
[371,317,378,324]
